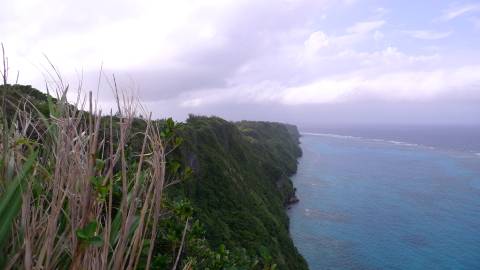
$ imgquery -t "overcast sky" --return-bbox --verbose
[2,0,480,126]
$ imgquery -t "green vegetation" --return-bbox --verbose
[0,83,307,269]
[171,117,307,270]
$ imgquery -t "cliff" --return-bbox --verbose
[172,116,307,269]
[1,84,308,269]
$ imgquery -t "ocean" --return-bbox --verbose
[288,126,480,270]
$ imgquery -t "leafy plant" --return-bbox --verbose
[76,221,103,247]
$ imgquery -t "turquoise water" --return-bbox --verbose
[288,134,480,270]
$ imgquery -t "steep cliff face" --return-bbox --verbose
[173,116,308,270]
[1,85,308,269]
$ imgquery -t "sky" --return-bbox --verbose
[1,0,480,126]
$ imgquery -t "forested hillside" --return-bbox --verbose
[0,84,307,269]
[171,116,307,269]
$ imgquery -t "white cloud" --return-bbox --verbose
[440,4,480,21]
[373,7,389,17]
[2,0,240,82]
[281,79,355,104]
[283,65,480,104]
[334,47,439,66]
[342,0,358,6]
[347,20,385,34]
[311,20,387,50]
[304,31,329,54]
[178,63,480,107]
[179,80,283,107]
[404,30,452,40]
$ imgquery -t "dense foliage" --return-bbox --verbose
[0,84,307,269]
[171,116,307,270]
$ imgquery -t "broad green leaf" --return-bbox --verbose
[175,137,183,147]
[169,161,181,175]
[166,118,175,129]
[88,235,103,247]
[76,221,98,240]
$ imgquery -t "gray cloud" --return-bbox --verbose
[3,0,480,125]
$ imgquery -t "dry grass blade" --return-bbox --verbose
[0,68,173,269]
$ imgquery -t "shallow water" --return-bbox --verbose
[288,134,480,270]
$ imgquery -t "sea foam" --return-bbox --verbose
[301,132,435,149]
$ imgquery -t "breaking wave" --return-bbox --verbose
[300,132,434,149]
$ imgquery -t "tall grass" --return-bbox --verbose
[0,47,189,269]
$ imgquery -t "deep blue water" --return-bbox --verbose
[288,132,480,270]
